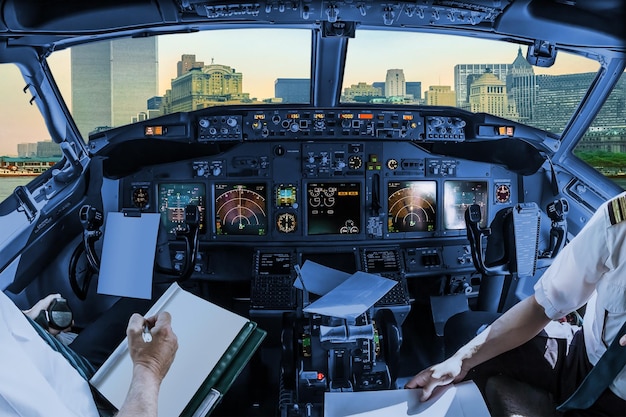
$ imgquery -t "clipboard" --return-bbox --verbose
[90,283,266,417]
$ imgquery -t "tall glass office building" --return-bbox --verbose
[71,37,158,138]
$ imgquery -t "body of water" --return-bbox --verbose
[0,177,34,202]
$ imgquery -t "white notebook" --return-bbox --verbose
[90,283,255,417]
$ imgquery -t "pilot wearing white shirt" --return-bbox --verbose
[0,290,99,416]
[535,191,626,400]
[407,191,626,416]
[0,287,178,417]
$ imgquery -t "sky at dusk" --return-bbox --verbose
[0,29,600,156]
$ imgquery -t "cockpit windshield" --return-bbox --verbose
[49,29,313,139]
[341,30,600,134]
[45,28,602,141]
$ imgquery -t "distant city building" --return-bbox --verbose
[372,82,385,93]
[385,69,406,98]
[146,96,163,119]
[424,86,456,106]
[17,142,38,157]
[274,78,310,103]
[454,62,511,109]
[71,37,158,138]
[36,141,63,158]
[342,82,383,102]
[406,82,422,101]
[533,72,596,132]
[506,48,536,124]
[469,70,518,120]
[577,128,626,154]
[177,54,204,77]
[147,96,163,111]
[162,60,257,113]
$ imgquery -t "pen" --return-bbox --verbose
[142,324,152,343]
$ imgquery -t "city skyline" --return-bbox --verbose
[0,29,604,155]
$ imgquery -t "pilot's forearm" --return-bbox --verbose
[115,366,161,417]
[455,295,550,372]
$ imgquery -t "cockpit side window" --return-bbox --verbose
[573,71,626,190]
[0,63,61,203]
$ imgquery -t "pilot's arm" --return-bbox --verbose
[407,194,617,401]
[116,312,178,417]
[405,295,550,400]
[22,293,72,335]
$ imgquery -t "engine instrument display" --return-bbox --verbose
[307,182,361,235]
[443,180,488,229]
[387,181,436,233]
[215,183,267,236]
[158,183,206,234]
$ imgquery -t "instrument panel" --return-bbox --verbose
[122,149,516,243]
[119,107,519,244]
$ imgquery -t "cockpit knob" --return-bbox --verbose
[212,166,222,176]
[308,156,315,164]
[226,117,238,127]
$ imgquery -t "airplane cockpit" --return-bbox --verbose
[0,0,624,416]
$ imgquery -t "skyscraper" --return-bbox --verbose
[385,69,406,98]
[507,48,536,124]
[71,37,158,137]
[469,70,518,120]
[406,82,422,101]
[274,78,310,103]
[454,62,511,109]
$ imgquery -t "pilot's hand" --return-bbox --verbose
[404,356,468,401]
[620,332,626,347]
[126,312,178,384]
[23,293,72,335]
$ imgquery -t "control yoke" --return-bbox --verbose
[465,203,541,278]
[544,198,569,258]
[465,204,508,276]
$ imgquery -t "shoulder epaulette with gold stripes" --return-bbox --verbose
[607,195,626,225]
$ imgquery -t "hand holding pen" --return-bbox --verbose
[126,312,178,383]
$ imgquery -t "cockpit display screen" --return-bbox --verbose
[158,183,206,234]
[387,181,437,233]
[443,180,488,229]
[306,182,361,235]
[363,249,400,273]
[215,183,267,236]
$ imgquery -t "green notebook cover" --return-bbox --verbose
[182,322,267,416]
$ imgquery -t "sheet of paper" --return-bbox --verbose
[303,271,397,319]
[97,212,160,299]
[293,260,351,295]
[324,381,490,417]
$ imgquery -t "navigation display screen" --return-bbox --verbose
[387,181,437,233]
[158,183,206,234]
[443,180,488,229]
[306,182,361,235]
[215,183,267,236]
